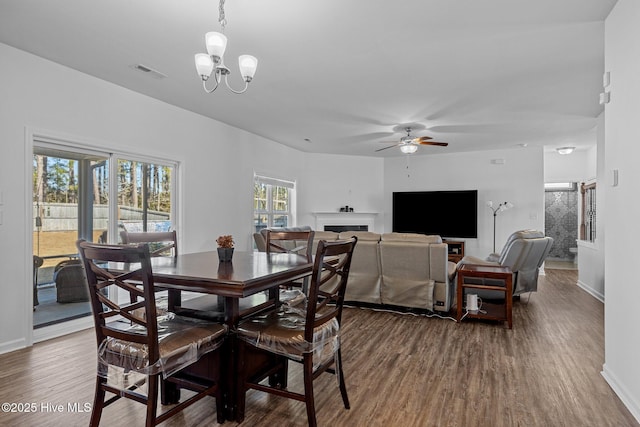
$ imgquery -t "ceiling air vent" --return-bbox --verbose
[131,64,168,79]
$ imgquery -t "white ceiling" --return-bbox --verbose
[0,0,617,157]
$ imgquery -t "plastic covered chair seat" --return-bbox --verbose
[238,307,340,369]
[101,314,226,378]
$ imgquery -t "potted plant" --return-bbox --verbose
[216,235,234,262]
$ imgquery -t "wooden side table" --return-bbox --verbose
[456,264,513,328]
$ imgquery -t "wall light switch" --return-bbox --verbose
[610,169,619,187]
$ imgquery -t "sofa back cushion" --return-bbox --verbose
[381,233,442,244]
[379,238,433,309]
[339,232,382,304]
[339,231,382,242]
[311,231,339,254]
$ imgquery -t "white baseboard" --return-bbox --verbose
[33,316,93,344]
[0,338,28,355]
[577,280,604,303]
[602,364,640,424]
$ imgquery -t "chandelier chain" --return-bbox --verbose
[218,0,227,30]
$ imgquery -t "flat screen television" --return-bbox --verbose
[392,190,478,238]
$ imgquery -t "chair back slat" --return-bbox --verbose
[305,237,357,343]
[76,240,159,359]
[264,230,315,262]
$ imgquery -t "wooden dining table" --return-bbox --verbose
[148,250,312,324]
[111,249,313,421]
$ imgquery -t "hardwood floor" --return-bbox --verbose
[0,270,637,426]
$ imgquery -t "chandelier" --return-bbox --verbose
[194,0,258,94]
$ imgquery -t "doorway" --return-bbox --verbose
[544,182,578,267]
[33,146,109,328]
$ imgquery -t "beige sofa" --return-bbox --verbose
[340,232,454,312]
[255,229,455,313]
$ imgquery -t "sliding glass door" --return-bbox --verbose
[32,142,176,329]
[33,145,109,328]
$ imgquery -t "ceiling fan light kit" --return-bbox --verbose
[400,144,418,154]
[194,0,258,94]
[376,126,449,154]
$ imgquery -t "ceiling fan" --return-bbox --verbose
[375,127,448,153]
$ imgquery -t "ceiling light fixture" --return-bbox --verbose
[194,0,258,94]
[400,144,418,154]
[556,147,575,155]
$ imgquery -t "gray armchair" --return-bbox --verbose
[458,230,553,296]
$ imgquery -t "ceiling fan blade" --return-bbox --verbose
[375,144,400,152]
[417,141,449,146]
[414,136,433,141]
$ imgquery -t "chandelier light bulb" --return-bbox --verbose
[194,53,214,79]
[205,32,227,59]
[238,55,258,81]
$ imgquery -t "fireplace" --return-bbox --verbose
[324,225,368,232]
[313,212,378,233]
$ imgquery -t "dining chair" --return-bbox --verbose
[263,228,315,299]
[76,240,227,426]
[262,228,315,261]
[120,230,179,311]
[236,236,358,427]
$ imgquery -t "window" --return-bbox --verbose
[115,158,174,239]
[253,175,295,232]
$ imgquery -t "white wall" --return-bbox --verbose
[383,148,545,257]
[0,43,384,353]
[576,114,605,301]
[298,153,385,231]
[602,0,640,422]
[544,145,596,183]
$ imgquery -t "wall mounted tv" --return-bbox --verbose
[392,190,478,238]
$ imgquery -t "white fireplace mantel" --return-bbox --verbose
[313,212,378,232]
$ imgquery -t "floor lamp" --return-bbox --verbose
[487,201,514,253]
